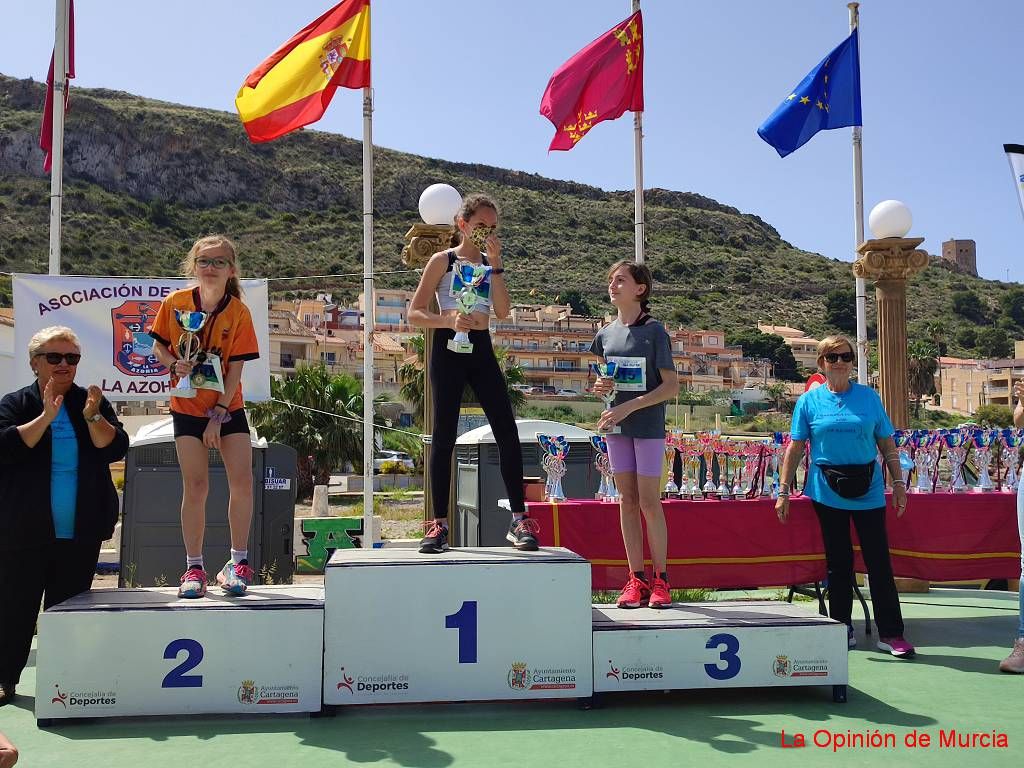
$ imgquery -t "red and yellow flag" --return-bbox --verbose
[539,11,643,151]
[235,0,370,143]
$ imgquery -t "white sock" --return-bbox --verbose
[231,549,248,564]
[186,555,204,571]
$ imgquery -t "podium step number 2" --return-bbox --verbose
[35,587,324,721]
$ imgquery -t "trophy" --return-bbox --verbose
[893,430,914,488]
[172,309,210,398]
[715,436,732,500]
[447,262,491,353]
[741,440,764,497]
[910,430,934,493]
[589,361,620,434]
[674,436,698,499]
[766,431,787,498]
[942,429,970,493]
[591,435,618,501]
[970,429,996,492]
[538,434,569,501]
[696,432,716,496]
[1000,428,1024,491]
[663,434,680,499]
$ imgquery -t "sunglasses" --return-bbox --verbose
[196,258,232,269]
[35,352,82,365]
[824,352,855,364]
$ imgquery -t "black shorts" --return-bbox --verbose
[171,409,250,440]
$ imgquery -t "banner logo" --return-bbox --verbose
[111,300,166,377]
[237,679,257,705]
[51,683,68,708]
[508,662,530,690]
[337,667,354,694]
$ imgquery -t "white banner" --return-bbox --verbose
[1004,143,1024,221]
[12,275,270,402]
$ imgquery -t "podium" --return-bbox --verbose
[593,601,848,702]
[323,547,593,704]
[35,586,324,723]
[35,549,850,723]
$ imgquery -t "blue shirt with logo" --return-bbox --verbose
[790,382,894,510]
[50,404,79,538]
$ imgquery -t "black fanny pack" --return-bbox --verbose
[819,462,875,499]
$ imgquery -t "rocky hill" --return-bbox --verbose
[1,73,1019,355]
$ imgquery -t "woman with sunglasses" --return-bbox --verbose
[1001,378,1024,673]
[408,193,537,554]
[775,335,915,659]
[150,235,260,598]
[0,326,128,706]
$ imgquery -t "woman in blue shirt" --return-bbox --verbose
[775,335,914,658]
[0,327,128,706]
[1002,379,1024,673]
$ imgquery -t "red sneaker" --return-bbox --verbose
[616,575,650,608]
[648,577,672,609]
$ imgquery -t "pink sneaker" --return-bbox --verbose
[178,567,207,599]
[877,636,915,658]
[648,577,672,609]
[616,576,650,609]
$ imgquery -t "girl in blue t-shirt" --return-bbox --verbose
[776,335,915,659]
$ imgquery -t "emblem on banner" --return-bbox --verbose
[237,679,257,705]
[112,300,166,377]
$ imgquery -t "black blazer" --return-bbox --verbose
[0,381,129,550]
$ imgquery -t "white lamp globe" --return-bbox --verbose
[868,200,913,239]
[418,184,463,226]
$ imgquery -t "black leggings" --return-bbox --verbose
[812,501,905,637]
[430,328,525,519]
[0,538,101,685]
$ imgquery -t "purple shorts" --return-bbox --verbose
[606,435,665,477]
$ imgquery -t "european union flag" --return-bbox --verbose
[757,29,862,158]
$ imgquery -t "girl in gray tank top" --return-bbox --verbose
[407,193,538,555]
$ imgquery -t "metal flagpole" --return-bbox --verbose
[849,2,868,384]
[48,0,69,276]
[361,81,375,547]
[632,0,645,264]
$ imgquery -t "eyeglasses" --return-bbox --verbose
[34,352,82,365]
[823,352,855,364]
[196,258,232,269]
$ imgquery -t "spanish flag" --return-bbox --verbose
[235,0,370,143]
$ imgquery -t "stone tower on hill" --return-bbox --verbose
[941,239,978,277]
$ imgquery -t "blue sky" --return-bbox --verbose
[2,0,1022,282]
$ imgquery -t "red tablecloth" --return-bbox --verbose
[526,492,1021,590]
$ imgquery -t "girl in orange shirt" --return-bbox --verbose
[150,235,260,598]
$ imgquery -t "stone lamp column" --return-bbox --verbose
[852,236,928,429]
[402,206,458,522]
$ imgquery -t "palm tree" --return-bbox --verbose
[926,321,947,405]
[248,364,384,499]
[907,340,938,419]
[398,335,425,425]
[398,334,527,420]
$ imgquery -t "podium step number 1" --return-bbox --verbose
[324,547,594,704]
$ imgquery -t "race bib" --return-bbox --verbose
[607,355,646,391]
